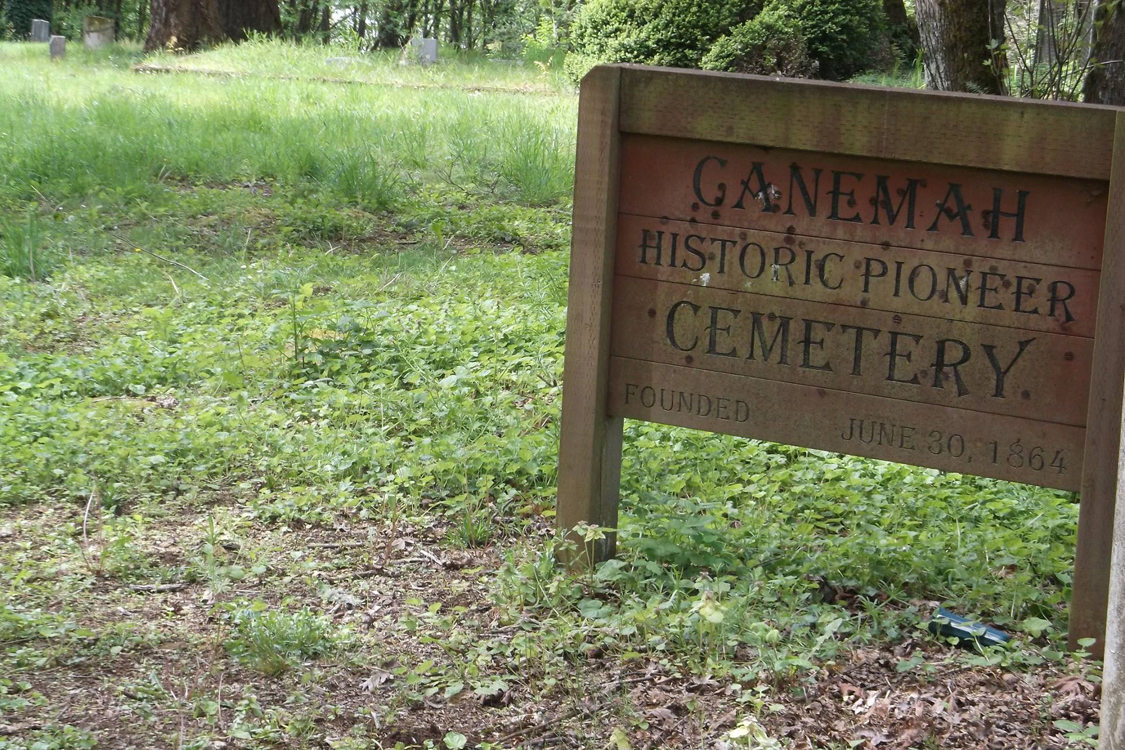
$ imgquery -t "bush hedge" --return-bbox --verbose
[569,0,758,70]
[3,0,53,39]
[790,0,889,80]
[569,0,895,83]
[702,3,818,78]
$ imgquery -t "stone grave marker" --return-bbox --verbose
[406,37,438,66]
[30,19,50,42]
[83,16,114,48]
[49,35,65,60]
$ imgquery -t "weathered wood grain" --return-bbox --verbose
[608,357,1083,491]
[617,65,1119,180]
[615,214,1100,337]
[1098,411,1125,747]
[1073,112,1125,655]
[617,135,1108,269]
[557,66,1123,660]
[556,66,625,564]
[611,275,1092,425]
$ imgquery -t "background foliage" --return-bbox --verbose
[2,0,53,37]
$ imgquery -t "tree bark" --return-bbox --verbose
[292,0,318,36]
[144,0,224,51]
[374,0,415,48]
[356,1,369,38]
[1083,0,1125,104]
[883,0,920,61]
[218,0,281,42]
[318,0,329,42]
[136,0,147,39]
[916,0,1008,94]
[1033,0,1062,70]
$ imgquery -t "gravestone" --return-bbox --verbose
[420,38,438,65]
[30,19,50,42]
[82,15,114,48]
[406,37,438,66]
[49,35,65,60]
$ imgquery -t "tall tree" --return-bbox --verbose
[916,0,1008,93]
[1083,0,1125,104]
[145,0,280,51]
[145,0,222,50]
[220,0,281,41]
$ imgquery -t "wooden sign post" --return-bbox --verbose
[557,65,1125,656]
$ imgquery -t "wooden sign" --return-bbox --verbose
[556,65,1125,653]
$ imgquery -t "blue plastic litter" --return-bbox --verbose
[928,607,1011,649]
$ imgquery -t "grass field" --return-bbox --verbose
[0,40,1101,749]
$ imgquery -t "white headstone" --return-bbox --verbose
[82,15,114,49]
[405,36,438,66]
[420,38,438,66]
[49,35,65,60]
[30,19,50,42]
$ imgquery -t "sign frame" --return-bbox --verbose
[556,64,1125,655]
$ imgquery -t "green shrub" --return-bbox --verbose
[790,0,890,80]
[3,0,52,38]
[569,0,759,73]
[50,2,107,41]
[562,51,602,85]
[702,3,818,78]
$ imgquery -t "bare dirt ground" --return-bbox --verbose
[0,499,1100,749]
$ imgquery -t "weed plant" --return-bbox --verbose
[225,601,343,675]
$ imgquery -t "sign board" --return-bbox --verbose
[556,65,1125,653]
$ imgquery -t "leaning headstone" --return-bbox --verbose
[82,15,114,49]
[49,35,65,60]
[30,19,50,42]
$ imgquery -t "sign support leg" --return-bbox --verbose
[1073,113,1125,655]
[557,66,623,566]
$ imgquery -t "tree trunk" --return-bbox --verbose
[1033,0,1062,70]
[295,0,318,36]
[883,0,920,61]
[137,0,148,39]
[375,0,415,47]
[1083,0,1125,104]
[318,0,329,42]
[356,1,368,38]
[465,0,473,48]
[218,0,280,42]
[916,0,1008,94]
[144,0,224,52]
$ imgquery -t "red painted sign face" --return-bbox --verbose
[604,135,1106,490]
